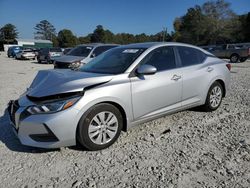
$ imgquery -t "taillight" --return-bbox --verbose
[226,63,231,71]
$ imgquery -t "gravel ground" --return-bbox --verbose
[0,52,249,188]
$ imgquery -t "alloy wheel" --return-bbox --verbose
[88,111,118,145]
[209,86,222,108]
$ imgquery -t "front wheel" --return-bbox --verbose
[203,81,223,111]
[77,103,123,150]
[230,54,239,63]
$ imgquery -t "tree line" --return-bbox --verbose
[0,0,249,48]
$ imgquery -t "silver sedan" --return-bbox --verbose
[8,42,231,150]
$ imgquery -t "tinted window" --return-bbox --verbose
[92,46,117,56]
[41,48,49,54]
[141,46,176,71]
[177,46,206,67]
[67,46,93,57]
[81,48,145,74]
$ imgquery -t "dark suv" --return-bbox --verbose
[37,47,63,63]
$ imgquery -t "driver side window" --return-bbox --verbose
[140,46,176,71]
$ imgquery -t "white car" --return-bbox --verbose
[53,44,119,69]
[16,49,36,60]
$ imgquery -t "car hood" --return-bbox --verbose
[54,55,85,63]
[26,69,113,98]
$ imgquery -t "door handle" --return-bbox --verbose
[171,74,181,81]
[207,67,214,72]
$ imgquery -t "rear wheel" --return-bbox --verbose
[77,103,123,150]
[37,57,41,63]
[230,54,239,63]
[240,57,247,62]
[203,81,223,111]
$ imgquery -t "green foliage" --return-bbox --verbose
[173,0,243,45]
[34,20,56,40]
[0,23,18,42]
[236,12,250,42]
[57,29,78,48]
[78,34,91,44]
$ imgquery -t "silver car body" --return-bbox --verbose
[9,42,230,148]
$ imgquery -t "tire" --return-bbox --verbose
[37,57,41,63]
[239,57,247,62]
[77,103,123,150]
[230,54,239,63]
[203,81,223,112]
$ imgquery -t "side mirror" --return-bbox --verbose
[90,53,96,58]
[136,64,157,75]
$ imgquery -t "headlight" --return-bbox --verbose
[69,61,82,70]
[27,96,80,114]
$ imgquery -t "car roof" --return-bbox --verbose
[77,43,119,47]
[119,42,213,55]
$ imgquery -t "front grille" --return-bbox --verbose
[8,100,19,126]
[54,62,71,69]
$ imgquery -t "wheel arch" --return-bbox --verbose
[215,79,226,97]
[99,101,128,132]
[75,100,129,143]
[205,77,226,101]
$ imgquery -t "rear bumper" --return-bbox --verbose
[8,100,81,148]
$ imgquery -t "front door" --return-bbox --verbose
[130,46,182,120]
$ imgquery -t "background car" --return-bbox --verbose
[15,49,36,60]
[37,47,63,63]
[63,47,72,55]
[7,46,23,58]
[202,44,250,63]
[53,43,119,69]
[9,42,230,151]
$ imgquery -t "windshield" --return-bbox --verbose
[80,47,146,74]
[50,48,62,52]
[67,46,93,57]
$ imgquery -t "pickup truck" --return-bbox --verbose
[204,44,250,63]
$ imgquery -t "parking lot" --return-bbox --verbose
[0,52,249,187]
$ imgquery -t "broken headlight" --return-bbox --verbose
[27,96,80,114]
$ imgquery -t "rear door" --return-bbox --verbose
[130,46,182,120]
[176,46,209,107]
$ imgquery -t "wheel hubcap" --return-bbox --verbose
[209,86,222,108]
[88,111,118,145]
[231,56,237,62]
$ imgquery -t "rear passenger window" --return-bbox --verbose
[141,46,176,71]
[177,46,206,67]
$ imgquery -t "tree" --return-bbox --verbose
[237,12,250,42]
[172,6,207,44]
[57,29,78,47]
[201,0,239,44]
[34,20,56,40]
[78,34,91,44]
[172,0,240,45]
[0,23,18,42]
[91,25,106,43]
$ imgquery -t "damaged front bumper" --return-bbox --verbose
[7,99,81,148]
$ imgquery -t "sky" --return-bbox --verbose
[0,0,249,39]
